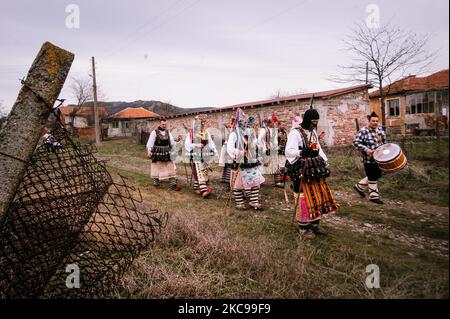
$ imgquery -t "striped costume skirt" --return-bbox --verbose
[295,179,338,224]
[191,161,209,184]
[230,166,265,190]
[150,161,177,180]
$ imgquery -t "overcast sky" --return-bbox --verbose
[0,0,448,111]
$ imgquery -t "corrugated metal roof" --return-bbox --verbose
[155,84,372,120]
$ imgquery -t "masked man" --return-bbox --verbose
[285,109,338,240]
[274,120,288,188]
[219,118,235,188]
[185,114,218,198]
[258,117,278,178]
[227,109,265,210]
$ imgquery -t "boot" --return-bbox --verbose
[300,228,317,240]
[202,187,213,198]
[171,184,182,191]
[311,223,328,236]
[354,184,366,198]
[249,202,263,210]
[370,198,384,204]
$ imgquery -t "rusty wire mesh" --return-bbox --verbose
[0,120,168,298]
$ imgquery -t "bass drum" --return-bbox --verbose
[373,143,407,173]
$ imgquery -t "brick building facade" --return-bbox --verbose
[140,84,371,147]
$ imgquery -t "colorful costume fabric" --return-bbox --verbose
[285,109,338,237]
[146,127,180,190]
[274,127,288,187]
[185,114,217,198]
[258,125,278,175]
[219,124,233,186]
[227,109,265,210]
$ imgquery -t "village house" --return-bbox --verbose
[143,84,373,147]
[369,69,449,135]
[107,107,160,138]
[59,105,109,138]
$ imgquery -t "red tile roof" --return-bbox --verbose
[110,107,160,119]
[59,106,109,117]
[370,69,449,98]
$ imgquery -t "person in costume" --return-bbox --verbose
[185,114,218,198]
[146,119,181,191]
[219,118,235,188]
[285,109,338,240]
[274,120,288,188]
[227,109,265,210]
[353,112,386,204]
[258,116,278,177]
[43,129,63,152]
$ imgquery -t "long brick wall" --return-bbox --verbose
[142,88,370,146]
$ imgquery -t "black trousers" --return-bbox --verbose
[364,162,382,181]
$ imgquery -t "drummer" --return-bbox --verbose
[353,112,386,204]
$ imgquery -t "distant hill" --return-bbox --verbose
[68,100,215,117]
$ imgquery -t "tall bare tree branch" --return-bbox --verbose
[329,22,436,126]
[68,76,93,136]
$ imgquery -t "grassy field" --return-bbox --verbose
[94,138,448,298]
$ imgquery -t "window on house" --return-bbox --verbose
[112,121,119,128]
[124,121,130,129]
[423,93,429,113]
[407,95,416,114]
[437,90,449,114]
[427,92,435,114]
[416,93,423,113]
[387,99,400,117]
[407,92,443,114]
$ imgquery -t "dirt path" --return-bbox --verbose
[96,152,449,258]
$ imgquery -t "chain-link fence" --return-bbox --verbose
[0,120,168,298]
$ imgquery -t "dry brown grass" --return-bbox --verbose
[97,139,448,299]
[117,211,312,298]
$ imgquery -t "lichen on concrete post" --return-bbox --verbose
[0,42,74,222]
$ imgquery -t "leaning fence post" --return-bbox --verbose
[0,42,74,222]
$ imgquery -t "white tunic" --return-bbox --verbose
[184,130,218,155]
[146,129,176,150]
[226,131,261,161]
[285,128,328,164]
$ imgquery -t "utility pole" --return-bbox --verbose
[91,56,101,146]
[435,92,441,157]
[365,62,369,84]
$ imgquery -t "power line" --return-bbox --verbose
[100,0,186,60]
[101,0,203,61]
[240,0,308,35]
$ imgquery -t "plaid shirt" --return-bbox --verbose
[353,126,387,163]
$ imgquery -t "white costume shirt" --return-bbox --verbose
[285,128,328,164]
[184,130,218,155]
[227,131,262,161]
[146,129,176,150]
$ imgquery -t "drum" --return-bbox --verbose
[373,143,407,173]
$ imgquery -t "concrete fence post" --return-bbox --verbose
[0,42,74,222]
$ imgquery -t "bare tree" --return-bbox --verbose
[331,22,435,126]
[68,76,93,136]
[269,88,306,99]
